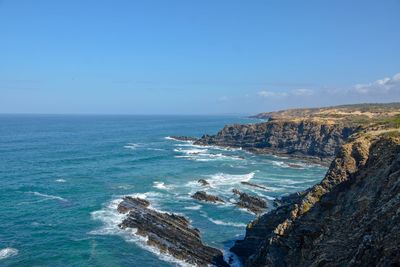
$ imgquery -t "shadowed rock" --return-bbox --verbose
[232,189,267,214]
[240,181,270,191]
[117,196,229,267]
[198,179,210,186]
[191,191,225,203]
[232,136,400,267]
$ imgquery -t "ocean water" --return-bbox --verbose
[0,115,327,267]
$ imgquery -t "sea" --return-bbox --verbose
[0,115,327,266]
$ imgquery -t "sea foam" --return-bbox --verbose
[0,248,18,260]
[28,191,67,202]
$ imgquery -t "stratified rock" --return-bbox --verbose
[198,179,210,186]
[194,120,360,164]
[232,189,267,215]
[169,136,199,142]
[241,181,270,191]
[232,135,400,267]
[191,191,225,203]
[118,197,229,267]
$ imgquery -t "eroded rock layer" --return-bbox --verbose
[118,196,229,267]
[231,136,400,267]
[194,120,360,163]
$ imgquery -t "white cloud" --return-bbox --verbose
[291,88,314,96]
[257,89,313,98]
[352,73,400,94]
[257,90,288,98]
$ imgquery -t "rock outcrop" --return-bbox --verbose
[241,181,270,191]
[198,179,210,186]
[194,120,360,164]
[118,196,229,267]
[232,189,267,215]
[191,191,225,203]
[231,135,400,266]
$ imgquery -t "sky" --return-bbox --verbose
[0,0,399,115]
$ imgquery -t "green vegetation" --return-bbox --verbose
[380,114,400,129]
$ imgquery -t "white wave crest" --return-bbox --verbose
[174,147,208,155]
[28,191,67,202]
[208,218,247,228]
[55,179,66,183]
[271,160,289,168]
[206,172,255,187]
[200,212,246,228]
[153,181,173,190]
[174,148,244,162]
[183,205,202,210]
[0,248,18,260]
[164,136,194,144]
[124,143,140,150]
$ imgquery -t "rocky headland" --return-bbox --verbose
[120,103,400,266]
[191,103,400,165]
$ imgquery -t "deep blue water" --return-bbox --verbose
[0,115,327,266]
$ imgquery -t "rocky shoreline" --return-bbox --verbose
[231,135,400,266]
[117,196,229,267]
[121,104,400,266]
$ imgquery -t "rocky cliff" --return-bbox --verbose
[195,120,361,164]
[231,134,400,266]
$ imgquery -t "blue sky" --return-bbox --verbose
[1,0,399,114]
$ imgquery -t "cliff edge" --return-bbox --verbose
[231,133,400,266]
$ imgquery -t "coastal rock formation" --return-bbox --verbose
[117,196,229,267]
[232,189,267,215]
[231,135,400,266]
[241,181,270,191]
[191,191,225,203]
[194,120,360,163]
[198,179,210,186]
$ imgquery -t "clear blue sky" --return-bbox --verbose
[1,0,399,114]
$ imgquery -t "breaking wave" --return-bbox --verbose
[0,248,18,260]
[28,191,67,202]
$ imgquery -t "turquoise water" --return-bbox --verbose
[0,115,327,266]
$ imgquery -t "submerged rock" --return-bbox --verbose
[198,179,210,186]
[191,191,225,203]
[240,181,270,191]
[232,189,267,214]
[117,196,229,267]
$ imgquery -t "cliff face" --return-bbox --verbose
[231,135,400,266]
[195,120,360,163]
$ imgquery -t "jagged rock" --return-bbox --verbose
[241,181,270,191]
[191,191,225,203]
[198,179,210,186]
[231,136,400,267]
[232,189,267,215]
[117,197,229,267]
[193,120,360,164]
